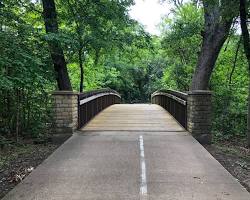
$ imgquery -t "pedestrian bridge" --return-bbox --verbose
[2,90,250,200]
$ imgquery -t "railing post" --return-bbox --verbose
[187,90,212,144]
[51,91,78,143]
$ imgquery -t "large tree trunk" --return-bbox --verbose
[190,0,234,90]
[239,0,250,147]
[41,0,72,91]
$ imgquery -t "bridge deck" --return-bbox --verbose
[2,104,250,200]
[83,104,185,132]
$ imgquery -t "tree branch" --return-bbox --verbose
[229,36,242,85]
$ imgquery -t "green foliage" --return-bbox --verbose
[94,36,164,103]
[160,3,203,91]
[211,37,249,141]
[0,0,55,140]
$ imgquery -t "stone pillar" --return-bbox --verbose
[187,90,212,144]
[51,91,78,142]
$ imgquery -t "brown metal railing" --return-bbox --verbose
[151,89,188,128]
[78,88,121,129]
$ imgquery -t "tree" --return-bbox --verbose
[239,0,250,146]
[190,0,238,90]
[41,0,72,90]
[58,0,135,92]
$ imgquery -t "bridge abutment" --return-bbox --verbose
[51,91,78,142]
[187,90,212,144]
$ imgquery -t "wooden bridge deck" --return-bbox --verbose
[82,104,185,132]
[2,104,250,200]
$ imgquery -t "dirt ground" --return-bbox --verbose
[0,139,249,199]
[205,142,250,192]
[0,141,59,199]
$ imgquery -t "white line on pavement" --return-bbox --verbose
[139,135,147,199]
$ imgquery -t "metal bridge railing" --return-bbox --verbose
[78,88,121,129]
[151,89,188,128]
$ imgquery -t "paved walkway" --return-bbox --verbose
[2,104,250,200]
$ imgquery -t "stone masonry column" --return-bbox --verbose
[187,90,212,144]
[51,91,78,142]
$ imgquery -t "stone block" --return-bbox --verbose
[187,90,212,144]
[51,91,79,136]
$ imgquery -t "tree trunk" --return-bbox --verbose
[94,48,101,68]
[190,1,234,90]
[6,90,11,133]
[41,0,72,91]
[239,0,250,147]
[248,85,250,147]
[16,89,20,143]
[191,29,230,90]
[79,47,84,93]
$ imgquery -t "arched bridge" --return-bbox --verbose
[2,89,250,200]
[76,88,211,144]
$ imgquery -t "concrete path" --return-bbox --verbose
[2,104,250,200]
